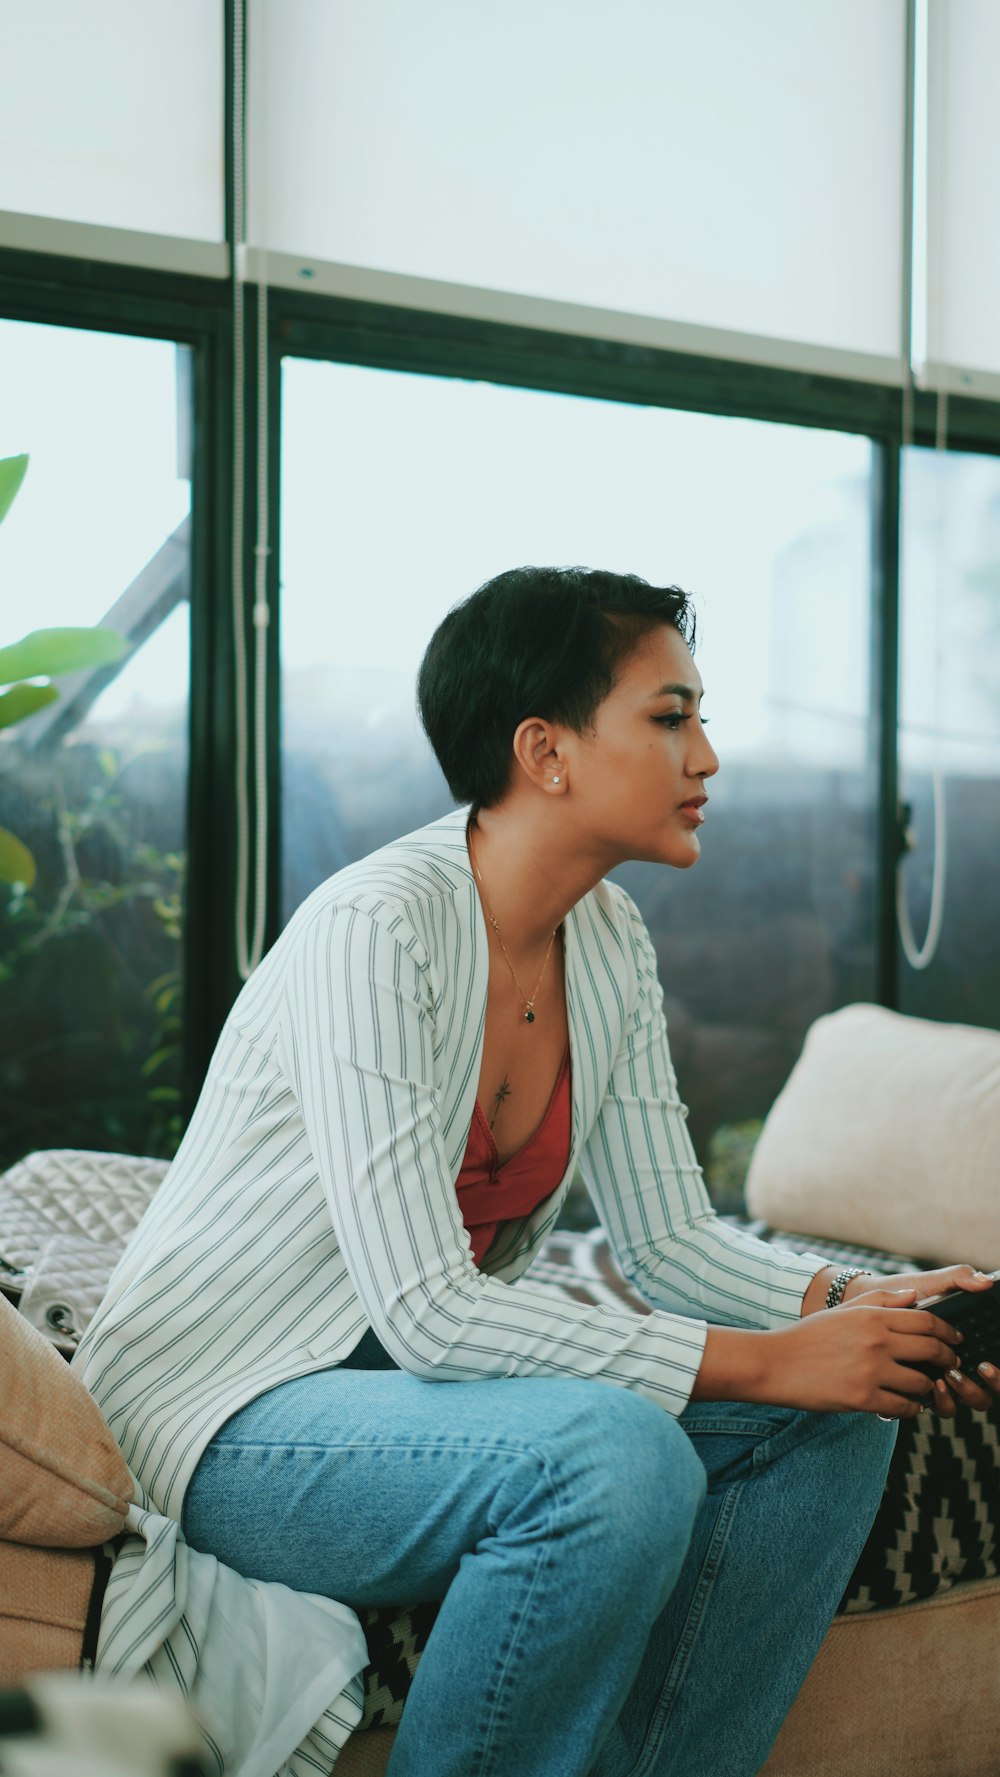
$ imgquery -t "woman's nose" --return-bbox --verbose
[693,729,720,779]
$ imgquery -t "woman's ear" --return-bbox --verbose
[511,719,566,794]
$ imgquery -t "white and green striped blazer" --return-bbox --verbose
[76,807,827,1523]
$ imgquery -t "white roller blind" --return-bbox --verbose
[0,0,224,253]
[923,0,1000,389]
[249,0,905,373]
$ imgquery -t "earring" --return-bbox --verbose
[552,775,561,785]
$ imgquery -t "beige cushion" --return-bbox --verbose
[763,1577,1000,1776]
[336,1728,395,1776]
[0,1543,94,1683]
[0,1296,131,1547]
[745,1003,1000,1267]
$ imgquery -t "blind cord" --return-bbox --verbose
[895,0,947,973]
[897,388,949,972]
[231,0,269,981]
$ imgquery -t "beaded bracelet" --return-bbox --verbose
[825,1266,875,1309]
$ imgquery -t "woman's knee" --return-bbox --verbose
[514,1380,706,1554]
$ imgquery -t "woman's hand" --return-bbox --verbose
[767,1285,964,1418]
[695,1289,966,1416]
[842,1264,1000,1417]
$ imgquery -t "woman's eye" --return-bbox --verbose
[656,712,709,730]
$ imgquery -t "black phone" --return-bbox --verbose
[912,1270,1000,1380]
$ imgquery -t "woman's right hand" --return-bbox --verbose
[766,1286,963,1418]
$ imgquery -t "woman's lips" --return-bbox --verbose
[678,797,707,826]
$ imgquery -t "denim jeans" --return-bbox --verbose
[182,1326,896,1777]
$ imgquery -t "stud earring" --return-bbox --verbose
[552,775,561,785]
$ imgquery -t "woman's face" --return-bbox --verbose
[563,622,719,870]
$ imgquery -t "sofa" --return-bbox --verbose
[3,1002,1000,1775]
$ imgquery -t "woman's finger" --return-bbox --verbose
[932,1376,957,1418]
[904,1309,964,1343]
[941,1367,994,1413]
[921,1265,995,1297]
[944,1266,996,1293]
[885,1329,962,1368]
[876,1391,928,1420]
[849,1287,918,1308]
[889,1364,936,1398]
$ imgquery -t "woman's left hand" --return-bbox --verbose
[843,1264,999,1417]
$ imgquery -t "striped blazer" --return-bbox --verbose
[76,807,826,1523]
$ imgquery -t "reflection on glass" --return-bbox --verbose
[0,321,191,1168]
[898,447,1000,1027]
[280,360,877,1218]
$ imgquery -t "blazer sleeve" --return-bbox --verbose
[276,897,711,1415]
[579,889,832,1329]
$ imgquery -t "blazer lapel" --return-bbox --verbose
[483,892,622,1277]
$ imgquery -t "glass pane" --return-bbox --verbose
[281,360,877,1223]
[897,447,1000,1023]
[0,321,191,1168]
[251,0,903,360]
[0,0,224,243]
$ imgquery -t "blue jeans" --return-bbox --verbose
[182,1327,896,1777]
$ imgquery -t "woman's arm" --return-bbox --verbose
[579,892,834,1330]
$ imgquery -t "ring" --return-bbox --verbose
[877,1413,894,1423]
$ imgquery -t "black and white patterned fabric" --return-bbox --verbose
[357,1603,441,1729]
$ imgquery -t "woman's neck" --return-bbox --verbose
[468,801,607,954]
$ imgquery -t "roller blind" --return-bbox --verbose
[0,0,224,256]
[922,0,1000,390]
[248,0,906,375]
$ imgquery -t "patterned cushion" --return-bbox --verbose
[0,1150,165,1348]
[0,1150,166,1259]
[356,1603,441,1730]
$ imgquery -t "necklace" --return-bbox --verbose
[468,827,558,1024]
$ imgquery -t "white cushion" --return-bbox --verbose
[745,1003,1000,1268]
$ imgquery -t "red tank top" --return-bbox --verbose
[456,1048,572,1264]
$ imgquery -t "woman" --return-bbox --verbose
[77,566,997,1777]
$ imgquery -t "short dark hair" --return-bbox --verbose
[417,565,695,811]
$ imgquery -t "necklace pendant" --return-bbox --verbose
[524,1008,536,1024]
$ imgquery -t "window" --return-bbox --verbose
[0,320,191,1165]
[897,446,1000,1024]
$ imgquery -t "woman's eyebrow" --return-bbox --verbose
[649,682,704,702]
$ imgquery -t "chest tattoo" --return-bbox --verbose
[489,1076,511,1128]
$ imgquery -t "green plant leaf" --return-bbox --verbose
[141,1047,176,1078]
[0,681,60,731]
[0,627,128,686]
[0,454,28,528]
[0,826,37,887]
